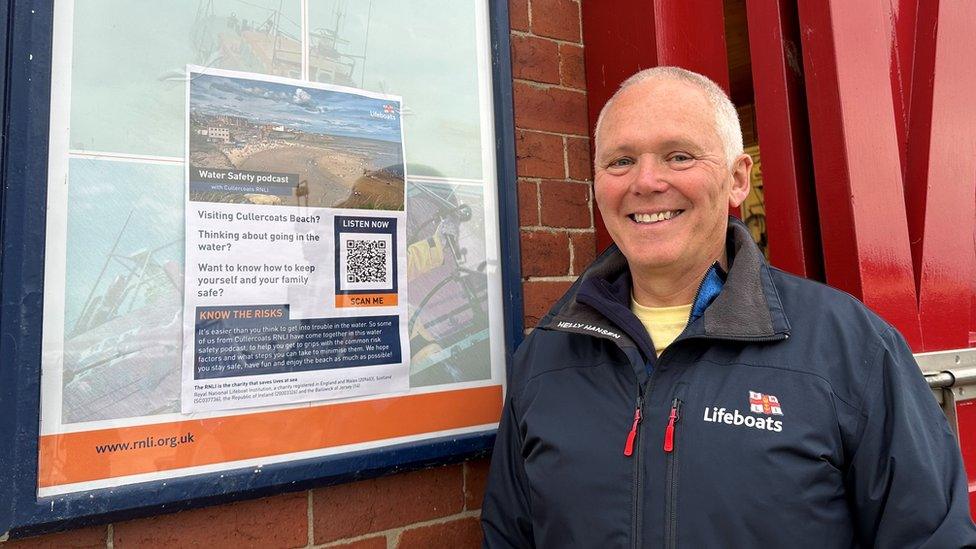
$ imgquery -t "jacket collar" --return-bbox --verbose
[537,217,792,357]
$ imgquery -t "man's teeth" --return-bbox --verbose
[632,210,682,224]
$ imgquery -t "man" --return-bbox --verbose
[481,67,976,547]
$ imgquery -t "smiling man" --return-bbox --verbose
[481,67,976,547]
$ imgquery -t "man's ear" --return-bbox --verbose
[728,153,753,208]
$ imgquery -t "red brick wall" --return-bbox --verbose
[511,0,595,330]
[5,1,591,547]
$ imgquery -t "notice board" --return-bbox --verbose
[0,0,520,537]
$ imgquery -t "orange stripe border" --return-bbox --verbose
[39,385,502,487]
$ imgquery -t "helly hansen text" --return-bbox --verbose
[703,407,783,432]
[555,321,621,339]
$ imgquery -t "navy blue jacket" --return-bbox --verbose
[482,219,976,548]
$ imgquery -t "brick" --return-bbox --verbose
[570,231,597,275]
[514,82,588,136]
[312,465,463,544]
[566,136,592,181]
[520,230,570,277]
[113,492,307,549]
[464,458,492,511]
[540,181,591,228]
[530,0,581,42]
[510,0,529,31]
[396,517,482,549]
[331,536,388,549]
[511,35,560,84]
[559,43,587,89]
[515,130,564,178]
[523,280,573,327]
[5,526,106,549]
[518,179,539,227]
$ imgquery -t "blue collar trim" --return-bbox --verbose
[691,263,726,323]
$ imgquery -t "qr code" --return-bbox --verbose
[338,232,393,291]
[346,239,388,283]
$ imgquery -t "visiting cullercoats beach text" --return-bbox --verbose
[481,218,976,548]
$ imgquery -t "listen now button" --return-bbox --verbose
[335,293,398,308]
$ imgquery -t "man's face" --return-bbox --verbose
[594,78,751,276]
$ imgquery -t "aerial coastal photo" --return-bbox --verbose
[188,70,405,210]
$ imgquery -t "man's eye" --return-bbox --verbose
[668,153,694,163]
[608,158,634,168]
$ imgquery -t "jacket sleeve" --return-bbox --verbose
[481,392,534,548]
[848,327,976,547]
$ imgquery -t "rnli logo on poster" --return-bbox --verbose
[371,104,398,120]
[748,391,783,416]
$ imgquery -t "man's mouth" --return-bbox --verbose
[629,210,684,224]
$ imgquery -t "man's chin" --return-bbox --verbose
[620,251,682,273]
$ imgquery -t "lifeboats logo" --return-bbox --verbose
[703,392,784,433]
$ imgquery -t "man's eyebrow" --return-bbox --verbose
[597,138,705,158]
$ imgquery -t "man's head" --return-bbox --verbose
[593,67,752,288]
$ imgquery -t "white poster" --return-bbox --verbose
[181,66,410,412]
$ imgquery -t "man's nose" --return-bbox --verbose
[630,155,669,194]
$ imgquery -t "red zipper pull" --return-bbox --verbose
[624,400,643,456]
[664,399,681,452]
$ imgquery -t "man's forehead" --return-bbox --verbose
[597,79,718,151]
[608,78,711,122]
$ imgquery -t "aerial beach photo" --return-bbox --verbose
[188,69,405,210]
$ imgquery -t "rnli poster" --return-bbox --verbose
[37,0,505,499]
[181,67,410,412]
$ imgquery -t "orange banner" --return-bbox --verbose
[39,385,502,488]
[334,293,398,307]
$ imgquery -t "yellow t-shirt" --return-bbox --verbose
[630,297,692,357]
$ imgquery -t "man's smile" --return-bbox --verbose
[628,209,685,224]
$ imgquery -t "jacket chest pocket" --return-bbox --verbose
[674,364,846,520]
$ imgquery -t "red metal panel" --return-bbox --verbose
[584,0,731,251]
[798,0,975,351]
[745,0,823,279]
[912,1,976,350]
[797,0,923,348]
[885,0,920,180]
[652,0,731,92]
[902,0,938,289]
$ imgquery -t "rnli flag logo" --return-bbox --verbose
[748,391,783,416]
[383,104,395,114]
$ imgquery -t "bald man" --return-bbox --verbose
[481,67,976,548]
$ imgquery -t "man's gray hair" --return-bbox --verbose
[594,66,743,166]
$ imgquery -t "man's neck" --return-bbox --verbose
[630,252,727,308]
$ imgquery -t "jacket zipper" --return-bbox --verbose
[664,398,683,549]
[624,395,643,456]
[627,391,646,549]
